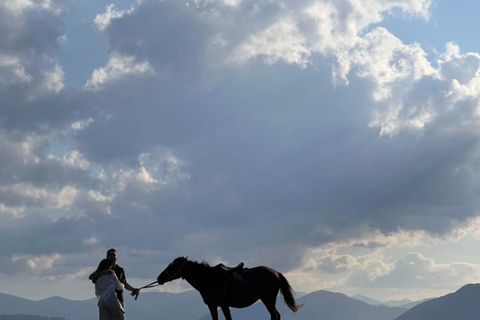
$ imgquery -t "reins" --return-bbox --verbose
[136,257,188,294]
[138,280,160,290]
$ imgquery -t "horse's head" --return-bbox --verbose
[157,256,188,285]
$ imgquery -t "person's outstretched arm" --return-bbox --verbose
[121,278,139,299]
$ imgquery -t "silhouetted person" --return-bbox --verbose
[89,248,140,307]
[93,258,125,320]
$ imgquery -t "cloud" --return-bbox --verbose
[41,63,64,94]
[65,0,480,266]
[70,118,94,131]
[0,54,33,84]
[85,52,154,91]
[3,1,480,303]
[12,253,62,274]
[228,19,311,67]
[93,4,135,32]
[285,224,480,297]
[0,0,63,16]
[350,252,480,289]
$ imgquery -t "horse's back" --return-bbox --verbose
[226,266,281,308]
[234,266,282,291]
[250,266,281,279]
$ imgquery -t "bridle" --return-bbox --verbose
[163,257,188,282]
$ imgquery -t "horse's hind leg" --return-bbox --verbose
[220,305,233,320]
[208,305,219,320]
[261,297,280,320]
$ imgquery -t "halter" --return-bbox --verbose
[163,257,188,282]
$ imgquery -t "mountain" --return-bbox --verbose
[352,294,430,310]
[383,299,412,307]
[0,291,207,320]
[3,287,448,320]
[198,290,407,320]
[0,293,95,320]
[394,284,480,320]
[352,294,382,305]
[126,290,207,320]
[396,298,432,310]
[0,316,66,320]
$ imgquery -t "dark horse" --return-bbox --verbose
[157,257,302,320]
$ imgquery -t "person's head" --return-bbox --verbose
[106,248,118,263]
[92,258,114,283]
[96,259,114,273]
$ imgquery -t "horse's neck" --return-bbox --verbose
[183,262,212,292]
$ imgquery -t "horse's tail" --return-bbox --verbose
[278,273,303,313]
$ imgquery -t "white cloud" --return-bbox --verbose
[93,4,135,31]
[285,224,480,299]
[87,190,113,203]
[365,252,480,289]
[229,19,311,67]
[48,150,90,170]
[138,150,191,186]
[71,118,94,131]
[0,203,25,216]
[226,0,432,70]
[85,52,154,91]
[12,253,62,273]
[0,54,33,84]
[41,64,64,94]
[0,183,78,211]
[84,237,98,245]
[112,149,190,192]
[0,0,63,15]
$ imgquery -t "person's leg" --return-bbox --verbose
[98,299,112,320]
[105,293,125,320]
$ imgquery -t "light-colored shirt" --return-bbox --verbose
[95,272,124,301]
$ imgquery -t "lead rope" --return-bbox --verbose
[138,280,160,290]
[134,258,188,300]
[131,281,160,300]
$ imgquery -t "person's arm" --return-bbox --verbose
[121,278,140,299]
[88,269,113,281]
[113,273,125,291]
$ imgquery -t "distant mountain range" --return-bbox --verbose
[1,284,479,320]
[351,294,429,309]
[197,290,406,320]
[0,316,66,320]
[0,291,207,320]
[394,284,480,320]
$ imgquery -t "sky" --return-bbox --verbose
[2,0,480,304]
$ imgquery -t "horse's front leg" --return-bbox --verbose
[208,305,219,320]
[221,305,233,320]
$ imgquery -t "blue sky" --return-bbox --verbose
[2,0,480,303]
[381,0,480,56]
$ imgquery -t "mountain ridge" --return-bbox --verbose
[3,285,479,320]
[394,283,480,320]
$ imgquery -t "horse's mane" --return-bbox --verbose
[188,259,211,268]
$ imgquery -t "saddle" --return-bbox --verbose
[214,263,246,301]
[217,262,244,272]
